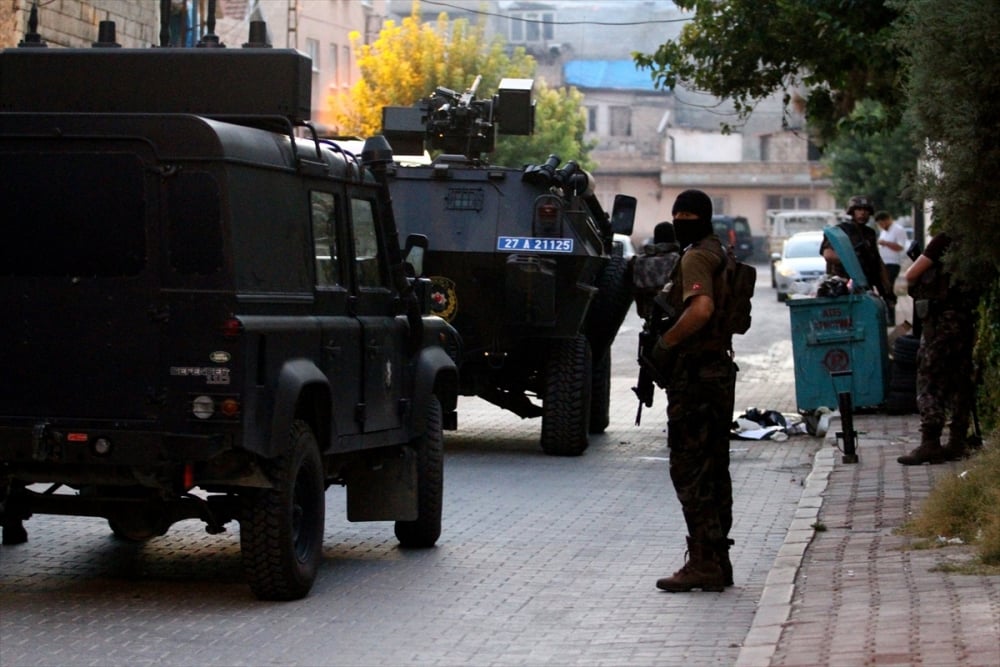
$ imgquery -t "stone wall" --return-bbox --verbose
[2,1,158,48]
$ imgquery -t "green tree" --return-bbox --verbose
[333,3,592,168]
[823,100,920,216]
[895,0,1000,274]
[490,80,594,170]
[633,1,903,145]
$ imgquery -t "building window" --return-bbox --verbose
[305,38,320,73]
[510,11,554,43]
[586,106,598,133]
[330,44,339,87]
[610,106,631,137]
[760,135,770,162]
[766,195,813,210]
[342,45,351,87]
[711,197,726,216]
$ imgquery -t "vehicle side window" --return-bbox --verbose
[351,197,387,288]
[311,191,340,287]
[168,171,224,276]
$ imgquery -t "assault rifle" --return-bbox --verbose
[632,291,677,425]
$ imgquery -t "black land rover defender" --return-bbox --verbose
[0,12,460,600]
[381,78,636,456]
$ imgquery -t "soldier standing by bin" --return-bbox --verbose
[821,196,894,306]
[898,233,978,464]
[651,189,736,592]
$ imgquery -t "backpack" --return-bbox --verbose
[630,242,681,320]
[716,246,756,337]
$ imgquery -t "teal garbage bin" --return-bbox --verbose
[786,226,889,411]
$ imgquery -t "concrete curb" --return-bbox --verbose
[734,438,837,667]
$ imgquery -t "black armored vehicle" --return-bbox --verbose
[382,78,636,456]
[0,10,460,600]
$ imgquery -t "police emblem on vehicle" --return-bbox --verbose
[429,276,458,322]
[497,236,574,253]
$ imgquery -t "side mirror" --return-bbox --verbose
[610,194,636,235]
[404,233,428,277]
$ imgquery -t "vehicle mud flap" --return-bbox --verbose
[586,255,633,353]
[505,255,557,326]
[540,334,592,456]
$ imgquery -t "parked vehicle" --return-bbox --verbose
[382,78,636,456]
[0,12,461,601]
[712,214,754,261]
[772,231,828,300]
[766,209,838,285]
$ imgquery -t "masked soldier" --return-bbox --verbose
[652,189,737,592]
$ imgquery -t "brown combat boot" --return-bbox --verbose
[656,537,726,592]
[897,427,946,466]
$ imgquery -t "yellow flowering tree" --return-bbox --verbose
[331,3,592,169]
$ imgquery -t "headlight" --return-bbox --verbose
[777,264,799,279]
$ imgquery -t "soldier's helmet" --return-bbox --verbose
[846,195,875,215]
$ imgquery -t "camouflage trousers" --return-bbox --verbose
[665,352,737,545]
[917,308,976,441]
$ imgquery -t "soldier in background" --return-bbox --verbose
[898,232,979,464]
[821,195,894,305]
[652,189,736,592]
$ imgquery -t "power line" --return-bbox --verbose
[420,0,690,26]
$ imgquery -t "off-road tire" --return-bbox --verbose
[541,335,592,456]
[586,255,633,354]
[892,334,920,366]
[395,395,444,548]
[589,346,611,434]
[241,419,325,601]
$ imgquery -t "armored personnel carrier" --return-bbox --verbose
[0,7,461,600]
[382,78,636,456]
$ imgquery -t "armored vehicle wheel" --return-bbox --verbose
[241,419,325,601]
[589,347,611,434]
[585,255,633,354]
[540,335,592,456]
[395,395,444,548]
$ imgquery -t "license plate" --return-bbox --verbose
[497,236,574,253]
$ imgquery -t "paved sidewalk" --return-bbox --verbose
[739,413,1000,667]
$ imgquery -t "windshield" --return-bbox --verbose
[784,235,822,259]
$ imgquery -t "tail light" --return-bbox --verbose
[221,317,242,339]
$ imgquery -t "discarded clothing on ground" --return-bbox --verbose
[730,407,809,440]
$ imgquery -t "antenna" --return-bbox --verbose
[18,1,47,48]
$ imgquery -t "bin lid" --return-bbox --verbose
[822,225,869,289]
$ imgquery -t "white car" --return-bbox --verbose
[613,233,636,259]
[773,230,828,301]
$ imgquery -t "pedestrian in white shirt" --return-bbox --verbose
[875,210,907,324]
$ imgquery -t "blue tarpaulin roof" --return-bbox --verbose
[563,60,665,92]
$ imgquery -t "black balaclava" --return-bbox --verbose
[672,189,714,247]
